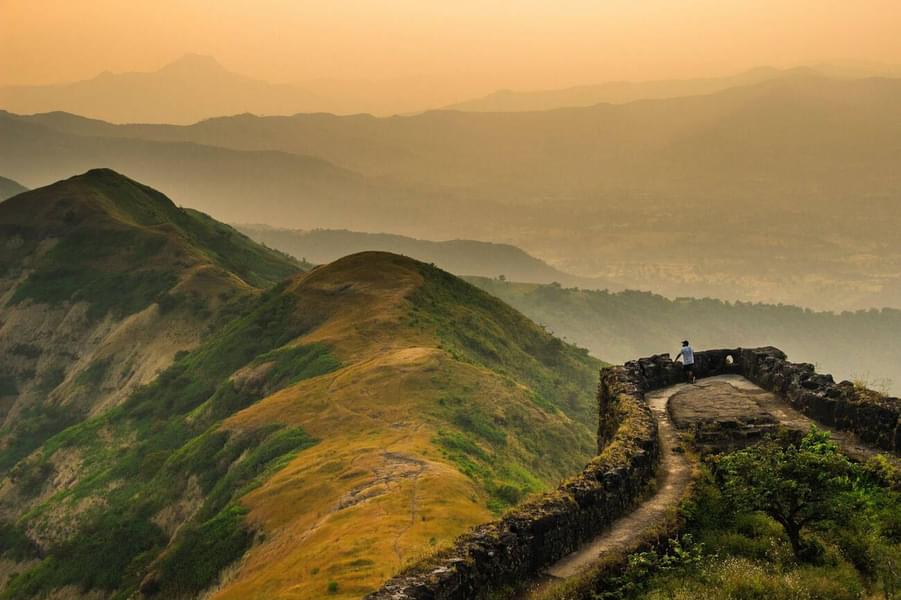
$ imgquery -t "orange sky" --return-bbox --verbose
[3,0,901,94]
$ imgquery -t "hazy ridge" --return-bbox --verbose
[4,72,901,309]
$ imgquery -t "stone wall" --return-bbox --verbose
[738,347,900,453]
[367,347,899,599]
[618,346,899,452]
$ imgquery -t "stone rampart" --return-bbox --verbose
[367,347,899,599]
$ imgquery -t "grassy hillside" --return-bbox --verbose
[0,169,302,483]
[0,176,26,201]
[469,277,901,394]
[1,168,303,297]
[0,229,601,599]
[236,225,614,289]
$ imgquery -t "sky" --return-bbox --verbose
[3,0,901,96]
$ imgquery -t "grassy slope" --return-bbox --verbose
[2,251,600,600]
[1,168,303,296]
[0,170,303,474]
[216,253,601,599]
[468,277,901,394]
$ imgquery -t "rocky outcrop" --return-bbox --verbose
[367,346,899,599]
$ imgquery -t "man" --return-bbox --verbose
[674,340,696,383]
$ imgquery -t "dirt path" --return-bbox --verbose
[515,375,895,599]
[516,383,694,598]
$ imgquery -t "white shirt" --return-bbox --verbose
[680,346,695,365]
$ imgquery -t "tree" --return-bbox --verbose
[718,427,860,560]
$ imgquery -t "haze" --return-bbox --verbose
[4,0,901,106]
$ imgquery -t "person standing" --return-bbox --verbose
[674,340,696,383]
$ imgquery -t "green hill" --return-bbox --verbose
[0,173,600,599]
[469,277,901,394]
[0,169,302,475]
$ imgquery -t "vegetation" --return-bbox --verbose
[3,169,301,322]
[413,262,600,425]
[0,215,603,600]
[9,229,176,321]
[718,429,861,559]
[555,429,900,600]
[406,261,601,511]
[0,273,334,599]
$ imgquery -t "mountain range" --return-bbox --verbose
[443,64,901,112]
[4,72,901,309]
[5,56,900,124]
[0,171,600,599]
[0,55,472,123]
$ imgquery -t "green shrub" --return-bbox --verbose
[0,375,17,396]
[0,523,38,561]
[36,367,65,395]
[153,504,251,596]
[76,359,110,389]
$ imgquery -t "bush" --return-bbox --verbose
[718,428,860,560]
[153,504,251,596]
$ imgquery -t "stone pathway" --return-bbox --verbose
[515,384,693,598]
[685,375,886,462]
[514,375,893,599]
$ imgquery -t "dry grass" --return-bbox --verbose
[210,253,597,599]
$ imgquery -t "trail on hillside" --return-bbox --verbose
[514,383,693,599]
[515,375,894,599]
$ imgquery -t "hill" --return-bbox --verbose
[6,74,901,309]
[0,169,302,473]
[469,277,901,394]
[236,225,614,288]
[0,175,601,599]
[0,176,26,201]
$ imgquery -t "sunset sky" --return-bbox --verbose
[3,0,901,95]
